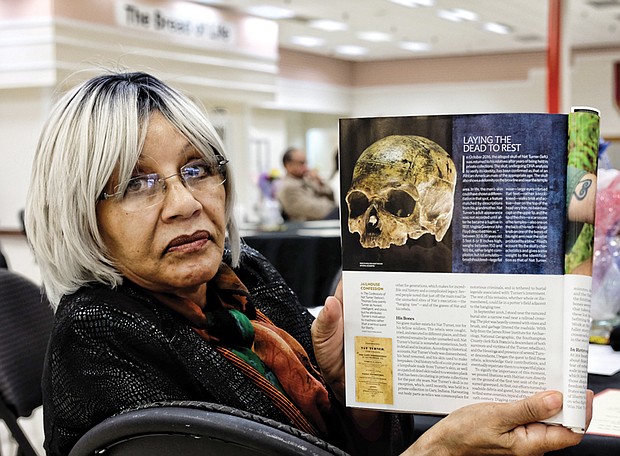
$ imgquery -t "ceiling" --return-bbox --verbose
[194,0,620,61]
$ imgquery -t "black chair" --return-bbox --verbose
[69,401,349,456]
[0,245,8,269]
[0,269,54,456]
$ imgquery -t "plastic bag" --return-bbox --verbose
[591,167,620,320]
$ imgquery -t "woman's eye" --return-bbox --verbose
[125,176,154,195]
[183,160,212,179]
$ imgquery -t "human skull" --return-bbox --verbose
[345,135,456,249]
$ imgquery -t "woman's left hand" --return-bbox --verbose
[311,279,345,402]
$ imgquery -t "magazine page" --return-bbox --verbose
[344,271,565,412]
[340,113,592,430]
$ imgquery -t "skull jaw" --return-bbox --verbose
[359,231,408,249]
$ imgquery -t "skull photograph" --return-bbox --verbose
[346,134,457,250]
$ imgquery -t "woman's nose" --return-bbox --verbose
[160,175,201,219]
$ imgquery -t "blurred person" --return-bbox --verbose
[276,147,336,221]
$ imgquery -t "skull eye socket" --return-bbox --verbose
[347,191,370,218]
[385,189,415,217]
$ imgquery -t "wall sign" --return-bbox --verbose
[116,1,235,45]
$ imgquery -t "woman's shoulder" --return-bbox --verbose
[54,282,173,340]
[58,282,146,313]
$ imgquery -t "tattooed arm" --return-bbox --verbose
[568,172,596,224]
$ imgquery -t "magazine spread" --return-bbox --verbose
[339,110,600,432]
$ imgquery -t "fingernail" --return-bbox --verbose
[543,392,562,411]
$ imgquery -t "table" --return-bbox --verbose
[412,371,620,455]
[241,220,342,308]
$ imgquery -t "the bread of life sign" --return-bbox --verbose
[115,0,279,56]
[116,1,234,44]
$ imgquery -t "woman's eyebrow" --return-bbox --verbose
[132,140,199,175]
[131,160,152,174]
[179,141,199,158]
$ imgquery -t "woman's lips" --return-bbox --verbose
[165,230,211,254]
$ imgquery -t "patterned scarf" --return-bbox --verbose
[151,263,332,435]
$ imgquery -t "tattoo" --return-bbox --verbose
[574,178,592,201]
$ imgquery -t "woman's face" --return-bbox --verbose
[97,111,227,302]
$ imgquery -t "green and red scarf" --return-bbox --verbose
[152,263,332,436]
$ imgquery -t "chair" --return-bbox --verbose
[0,245,7,269]
[0,269,54,456]
[69,401,350,456]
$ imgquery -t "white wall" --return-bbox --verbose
[351,69,547,116]
[0,87,50,230]
[571,51,620,138]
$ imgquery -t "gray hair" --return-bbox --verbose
[25,71,240,308]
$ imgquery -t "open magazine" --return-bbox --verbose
[339,109,600,432]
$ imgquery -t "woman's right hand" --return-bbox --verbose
[403,389,593,456]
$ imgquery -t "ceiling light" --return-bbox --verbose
[357,31,393,42]
[291,36,326,47]
[399,40,431,52]
[437,8,479,22]
[483,22,512,34]
[246,5,295,20]
[335,45,368,56]
[309,19,348,32]
[389,0,435,7]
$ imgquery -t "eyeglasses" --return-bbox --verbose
[100,156,228,212]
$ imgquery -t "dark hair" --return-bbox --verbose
[282,147,299,166]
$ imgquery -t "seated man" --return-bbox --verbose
[276,147,336,221]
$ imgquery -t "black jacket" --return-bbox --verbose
[42,243,413,455]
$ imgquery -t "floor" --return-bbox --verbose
[1,407,44,455]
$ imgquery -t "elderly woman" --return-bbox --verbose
[26,72,591,456]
